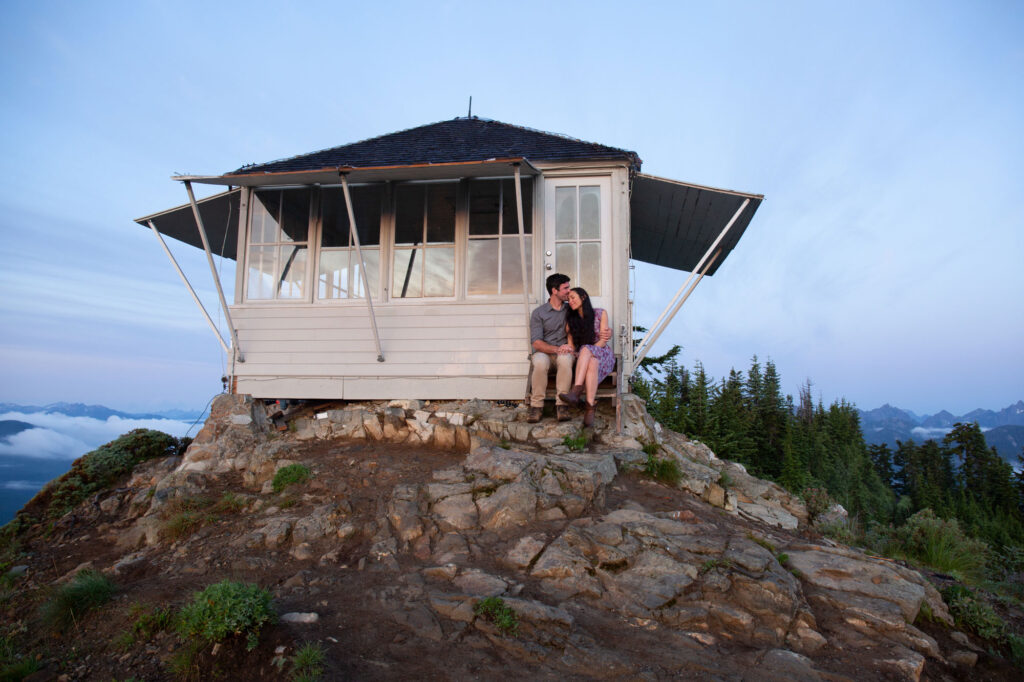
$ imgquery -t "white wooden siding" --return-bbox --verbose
[230,301,533,399]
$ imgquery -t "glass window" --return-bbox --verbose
[554,185,601,296]
[318,186,381,300]
[246,189,311,300]
[466,178,533,296]
[392,183,456,298]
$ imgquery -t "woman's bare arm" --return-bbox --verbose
[596,311,609,348]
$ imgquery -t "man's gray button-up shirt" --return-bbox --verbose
[530,302,568,347]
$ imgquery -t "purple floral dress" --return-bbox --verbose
[581,308,615,382]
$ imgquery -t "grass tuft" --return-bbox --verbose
[41,568,116,629]
[290,641,326,681]
[642,454,681,486]
[273,464,311,493]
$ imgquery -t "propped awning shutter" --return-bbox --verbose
[630,173,762,275]
[134,188,241,260]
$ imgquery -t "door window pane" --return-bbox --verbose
[555,187,577,240]
[579,186,601,239]
[579,242,601,295]
[556,243,577,285]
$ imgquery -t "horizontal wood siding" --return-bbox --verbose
[231,302,532,399]
[234,376,526,400]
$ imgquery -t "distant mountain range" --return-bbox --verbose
[858,400,1024,465]
[0,402,204,422]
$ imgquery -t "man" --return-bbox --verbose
[528,273,575,423]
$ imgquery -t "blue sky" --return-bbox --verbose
[0,0,1021,415]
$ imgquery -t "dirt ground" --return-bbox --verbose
[3,438,1021,681]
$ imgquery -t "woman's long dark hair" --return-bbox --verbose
[567,287,596,348]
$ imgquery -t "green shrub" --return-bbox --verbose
[717,471,733,489]
[884,510,989,582]
[819,516,861,545]
[1008,632,1024,668]
[801,486,835,522]
[176,580,276,651]
[47,429,187,517]
[272,464,311,493]
[474,596,519,637]
[941,584,1007,642]
[641,441,660,456]
[291,642,326,681]
[642,454,681,486]
[562,432,588,452]
[41,568,116,628]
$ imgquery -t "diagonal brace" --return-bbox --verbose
[633,198,749,367]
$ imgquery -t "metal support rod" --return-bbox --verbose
[513,164,532,356]
[148,221,231,356]
[634,249,720,367]
[634,197,749,366]
[340,174,385,362]
[184,181,245,362]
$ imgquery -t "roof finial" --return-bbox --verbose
[468,96,472,118]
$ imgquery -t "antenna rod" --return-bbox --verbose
[468,96,472,117]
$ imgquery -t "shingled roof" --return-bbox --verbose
[230,117,641,176]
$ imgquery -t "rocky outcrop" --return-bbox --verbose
[75,393,973,680]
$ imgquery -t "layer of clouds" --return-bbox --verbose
[1,480,43,491]
[0,411,193,460]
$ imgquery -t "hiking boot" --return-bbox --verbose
[527,406,543,423]
[556,405,571,422]
[558,384,585,406]
[583,402,596,427]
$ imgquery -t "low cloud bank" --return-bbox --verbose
[0,411,193,460]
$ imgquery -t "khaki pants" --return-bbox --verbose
[530,352,574,408]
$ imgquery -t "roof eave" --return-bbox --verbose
[174,157,555,187]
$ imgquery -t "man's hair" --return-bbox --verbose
[545,273,570,297]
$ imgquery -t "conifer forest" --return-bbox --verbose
[634,342,1024,597]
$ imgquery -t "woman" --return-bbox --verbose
[558,287,613,427]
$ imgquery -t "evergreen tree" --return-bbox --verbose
[868,443,896,489]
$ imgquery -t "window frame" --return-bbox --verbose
[241,177,539,305]
[243,187,314,303]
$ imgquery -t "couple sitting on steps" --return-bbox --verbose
[528,273,614,427]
